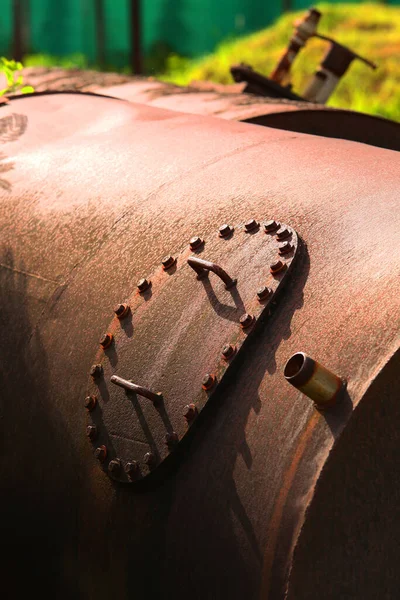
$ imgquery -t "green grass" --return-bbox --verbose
[159,3,400,122]
[23,53,91,70]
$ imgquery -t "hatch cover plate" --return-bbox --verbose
[86,221,300,485]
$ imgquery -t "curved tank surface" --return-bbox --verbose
[15,68,400,152]
[0,92,399,600]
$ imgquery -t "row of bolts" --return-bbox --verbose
[85,219,294,478]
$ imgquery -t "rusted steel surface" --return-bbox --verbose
[85,222,299,485]
[19,67,400,151]
[97,81,400,151]
[0,93,399,600]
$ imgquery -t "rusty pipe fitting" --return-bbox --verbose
[284,352,345,409]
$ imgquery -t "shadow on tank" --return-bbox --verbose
[0,247,81,599]
[99,243,345,600]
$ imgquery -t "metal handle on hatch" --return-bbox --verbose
[110,375,162,404]
[187,256,237,289]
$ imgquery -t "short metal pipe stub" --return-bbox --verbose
[284,352,345,409]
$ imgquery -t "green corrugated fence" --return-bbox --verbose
[0,1,397,68]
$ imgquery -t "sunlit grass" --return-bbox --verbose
[159,3,400,122]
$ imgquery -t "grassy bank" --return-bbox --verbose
[160,3,400,122]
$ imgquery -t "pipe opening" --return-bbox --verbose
[284,352,305,379]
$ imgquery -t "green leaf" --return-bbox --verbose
[21,86,34,94]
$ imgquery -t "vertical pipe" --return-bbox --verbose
[94,0,106,68]
[130,0,142,74]
[13,0,24,61]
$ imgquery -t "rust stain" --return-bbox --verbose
[0,261,59,284]
[260,411,320,599]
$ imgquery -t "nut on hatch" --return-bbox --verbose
[278,242,293,255]
[276,227,291,241]
[86,425,97,441]
[202,373,216,391]
[137,278,151,293]
[125,461,140,478]
[114,303,130,319]
[239,313,255,329]
[162,255,176,270]
[264,220,280,233]
[189,236,204,251]
[165,432,179,447]
[84,395,97,411]
[184,403,198,422]
[94,445,107,463]
[244,219,259,232]
[257,286,272,301]
[218,224,234,238]
[144,452,156,467]
[270,260,286,275]
[108,459,122,474]
[222,344,236,360]
[90,364,103,379]
[100,332,113,349]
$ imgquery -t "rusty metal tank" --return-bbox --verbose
[18,68,400,152]
[0,91,399,600]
